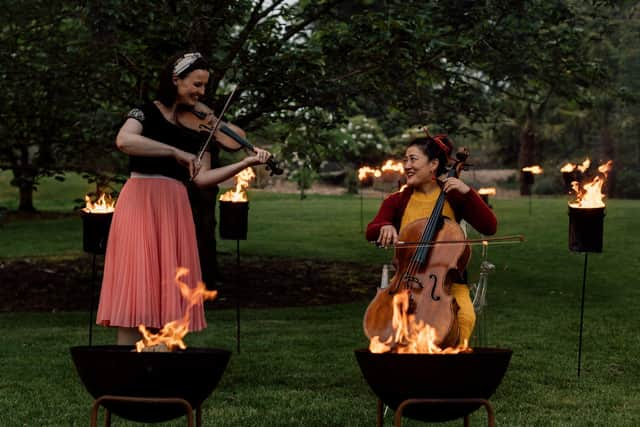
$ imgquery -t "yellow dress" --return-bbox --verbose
[400,190,475,346]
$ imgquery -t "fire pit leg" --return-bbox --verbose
[393,398,495,427]
[90,395,196,427]
[376,399,383,427]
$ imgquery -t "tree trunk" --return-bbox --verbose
[18,184,36,212]
[599,126,616,197]
[12,168,37,212]
[518,109,537,196]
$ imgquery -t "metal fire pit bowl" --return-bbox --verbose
[354,347,512,423]
[70,345,231,423]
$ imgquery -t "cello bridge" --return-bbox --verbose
[403,275,423,291]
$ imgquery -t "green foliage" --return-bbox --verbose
[615,168,640,198]
[3,0,636,215]
[0,2,91,206]
[288,165,317,200]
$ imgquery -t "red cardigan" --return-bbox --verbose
[365,185,497,242]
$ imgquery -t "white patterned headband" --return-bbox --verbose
[173,52,203,76]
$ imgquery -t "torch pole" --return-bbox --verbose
[88,252,97,346]
[236,239,241,354]
[360,190,364,233]
[577,252,588,377]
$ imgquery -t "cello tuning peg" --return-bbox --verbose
[455,147,470,162]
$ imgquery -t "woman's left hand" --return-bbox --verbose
[441,177,470,194]
[246,147,271,165]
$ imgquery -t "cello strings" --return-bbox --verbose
[401,189,445,288]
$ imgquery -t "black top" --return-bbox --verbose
[124,102,214,183]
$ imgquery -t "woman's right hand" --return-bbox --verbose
[377,225,398,248]
[174,149,201,179]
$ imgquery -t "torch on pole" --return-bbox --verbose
[219,200,248,354]
[521,166,542,216]
[80,193,115,346]
[567,159,611,377]
[218,167,255,354]
[357,166,380,233]
[569,205,605,377]
[360,189,364,233]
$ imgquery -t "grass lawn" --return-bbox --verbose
[1,172,639,425]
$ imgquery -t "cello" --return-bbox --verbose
[363,148,471,350]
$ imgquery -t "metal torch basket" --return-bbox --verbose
[218,201,249,240]
[80,210,113,255]
[568,206,605,253]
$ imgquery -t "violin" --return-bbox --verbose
[176,101,284,176]
[363,148,471,349]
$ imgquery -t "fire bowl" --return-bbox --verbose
[70,345,230,423]
[354,347,512,422]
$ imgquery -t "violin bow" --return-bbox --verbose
[196,85,237,163]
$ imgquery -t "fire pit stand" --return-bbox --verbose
[90,395,200,427]
[375,397,495,427]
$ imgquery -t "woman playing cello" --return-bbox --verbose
[365,133,496,346]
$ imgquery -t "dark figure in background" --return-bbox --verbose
[187,181,220,290]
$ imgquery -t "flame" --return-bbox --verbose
[219,167,255,202]
[359,160,403,183]
[82,193,115,213]
[358,166,382,181]
[560,158,590,173]
[478,187,496,196]
[569,160,613,208]
[135,268,217,352]
[369,290,470,354]
[578,159,591,173]
[381,159,404,174]
[522,165,543,174]
[560,163,576,173]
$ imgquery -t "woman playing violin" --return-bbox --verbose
[365,134,496,345]
[96,51,271,345]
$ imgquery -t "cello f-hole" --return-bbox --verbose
[429,273,441,301]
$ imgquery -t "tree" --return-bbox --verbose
[0,2,92,210]
[3,0,619,208]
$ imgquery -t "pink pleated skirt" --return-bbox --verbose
[96,176,207,331]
